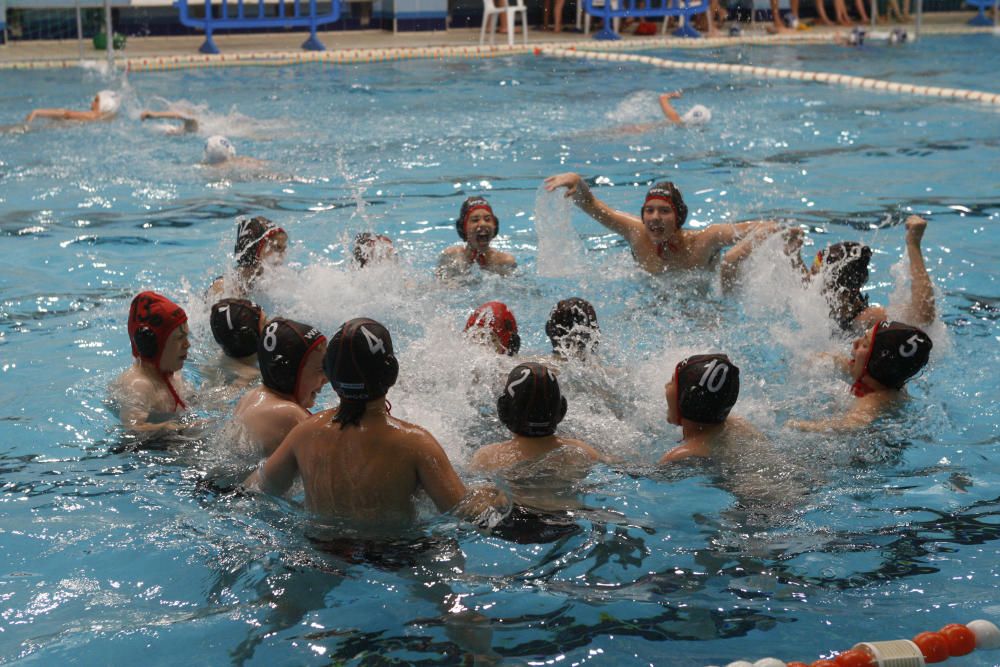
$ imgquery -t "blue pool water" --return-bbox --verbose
[1,35,999,665]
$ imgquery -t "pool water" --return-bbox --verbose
[1,35,999,666]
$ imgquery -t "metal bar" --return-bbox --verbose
[76,0,83,61]
[915,0,921,39]
[870,0,876,26]
[104,0,112,67]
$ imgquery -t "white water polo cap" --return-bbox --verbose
[682,104,712,125]
[96,90,121,115]
[204,135,236,164]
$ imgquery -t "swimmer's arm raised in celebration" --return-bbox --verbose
[544,173,646,242]
[140,110,199,133]
[855,215,936,328]
[658,92,684,125]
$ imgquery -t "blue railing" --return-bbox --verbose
[582,0,709,39]
[174,0,342,53]
[965,0,996,25]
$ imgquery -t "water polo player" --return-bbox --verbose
[465,301,521,356]
[231,317,326,456]
[438,197,517,276]
[209,215,288,297]
[114,291,192,433]
[245,318,505,525]
[353,232,396,268]
[659,354,759,463]
[789,320,932,432]
[543,173,779,274]
[472,363,603,471]
[545,298,600,362]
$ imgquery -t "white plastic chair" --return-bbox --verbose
[661,0,709,34]
[581,0,621,34]
[480,0,529,46]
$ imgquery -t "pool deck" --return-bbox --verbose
[0,11,994,69]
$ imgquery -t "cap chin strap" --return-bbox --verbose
[160,371,187,411]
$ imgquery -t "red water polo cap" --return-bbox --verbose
[128,291,188,369]
[465,301,519,354]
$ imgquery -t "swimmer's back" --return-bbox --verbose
[285,408,452,524]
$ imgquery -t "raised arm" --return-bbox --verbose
[543,173,645,240]
[899,215,935,326]
[658,92,683,125]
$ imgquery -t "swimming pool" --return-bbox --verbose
[1,34,999,665]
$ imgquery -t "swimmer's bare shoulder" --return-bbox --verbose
[556,436,607,463]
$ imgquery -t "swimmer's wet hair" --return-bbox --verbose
[643,181,688,228]
[496,363,568,438]
[674,354,740,424]
[545,297,599,356]
[455,197,499,242]
[324,318,398,428]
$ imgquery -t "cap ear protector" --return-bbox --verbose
[128,291,188,369]
[134,327,158,359]
[496,363,568,437]
[674,353,740,424]
[323,318,399,400]
[641,181,688,228]
[455,197,499,242]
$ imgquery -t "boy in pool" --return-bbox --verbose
[789,320,932,432]
[232,318,327,456]
[114,291,192,433]
[465,301,521,356]
[201,135,271,175]
[25,90,121,124]
[438,197,517,277]
[244,318,504,525]
[658,92,712,126]
[543,174,779,274]
[209,299,265,386]
[812,215,934,331]
[472,363,605,471]
[353,232,396,268]
[545,298,600,363]
[140,109,199,135]
[210,216,288,298]
[659,354,759,463]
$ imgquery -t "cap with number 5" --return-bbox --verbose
[865,321,933,389]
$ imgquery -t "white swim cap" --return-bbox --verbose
[204,135,236,164]
[96,90,121,115]
[681,104,712,126]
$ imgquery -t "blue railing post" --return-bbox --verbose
[672,0,702,37]
[586,0,621,39]
[174,0,341,52]
[200,0,220,53]
[301,0,326,49]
